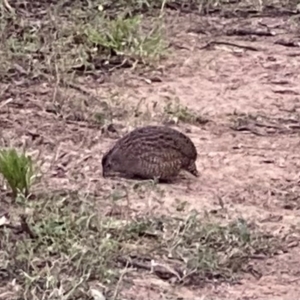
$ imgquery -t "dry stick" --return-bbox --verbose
[2,215,38,239]
[252,121,282,130]
[230,118,295,135]
[19,215,37,239]
[0,98,13,110]
[250,120,299,134]
[275,39,300,48]
[226,28,276,37]
[3,0,14,13]
[59,79,103,102]
[198,41,259,52]
[112,261,131,300]
[243,265,262,280]
[229,125,266,136]
[117,256,183,281]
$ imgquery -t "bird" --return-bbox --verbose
[101,125,198,182]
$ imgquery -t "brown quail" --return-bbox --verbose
[101,125,198,182]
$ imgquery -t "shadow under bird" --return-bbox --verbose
[102,125,198,182]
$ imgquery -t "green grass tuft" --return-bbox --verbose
[0,148,35,199]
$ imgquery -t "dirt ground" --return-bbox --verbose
[1,4,300,300]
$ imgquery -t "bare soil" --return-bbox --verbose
[1,4,300,300]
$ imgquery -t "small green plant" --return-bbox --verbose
[0,148,35,198]
[82,15,166,60]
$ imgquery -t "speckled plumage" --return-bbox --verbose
[102,125,198,181]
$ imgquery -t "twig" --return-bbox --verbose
[64,119,102,129]
[0,98,13,110]
[217,194,225,209]
[19,215,37,239]
[60,80,101,102]
[243,265,262,280]
[253,122,282,130]
[1,214,38,239]
[109,58,133,72]
[272,89,300,95]
[229,125,266,136]
[169,42,191,51]
[198,41,259,52]
[112,260,131,300]
[3,0,15,13]
[226,28,276,37]
[117,256,183,281]
[275,39,300,48]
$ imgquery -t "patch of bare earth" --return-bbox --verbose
[1,1,300,299]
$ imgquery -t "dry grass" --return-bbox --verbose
[0,189,285,299]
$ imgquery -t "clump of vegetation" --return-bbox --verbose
[0,148,35,198]
[82,15,166,61]
[0,195,283,299]
[0,0,168,84]
[164,98,209,125]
